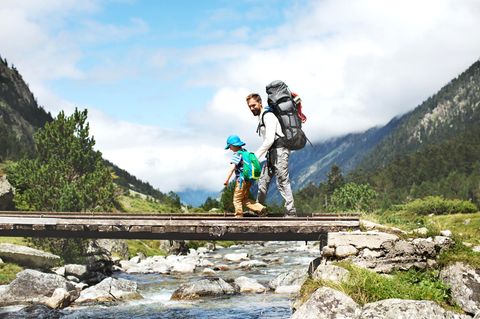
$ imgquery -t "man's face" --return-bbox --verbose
[247,98,262,116]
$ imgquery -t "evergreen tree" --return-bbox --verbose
[6,108,115,262]
[7,108,115,211]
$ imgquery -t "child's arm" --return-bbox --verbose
[224,164,236,186]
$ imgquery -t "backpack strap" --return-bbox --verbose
[256,107,282,142]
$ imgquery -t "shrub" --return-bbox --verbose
[331,183,378,212]
[401,196,477,215]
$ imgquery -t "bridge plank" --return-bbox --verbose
[0,213,360,241]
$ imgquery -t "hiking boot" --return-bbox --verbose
[234,213,244,218]
[283,212,297,218]
[258,207,268,217]
[243,211,259,217]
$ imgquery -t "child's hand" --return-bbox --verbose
[223,180,229,186]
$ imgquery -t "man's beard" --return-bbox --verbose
[251,109,261,116]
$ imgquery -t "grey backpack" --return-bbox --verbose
[264,80,309,150]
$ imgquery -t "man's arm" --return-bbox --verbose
[255,112,278,159]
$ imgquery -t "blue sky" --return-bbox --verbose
[1,0,480,196]
[49,0,296,127]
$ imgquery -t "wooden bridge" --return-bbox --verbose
[0,211,360,244]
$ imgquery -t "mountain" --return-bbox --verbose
[358,59,480,171]
[288,116,402,189]
[0,56,52,161]
[0,55,178,206]
[284,58,480,207]
[178,188,220,207]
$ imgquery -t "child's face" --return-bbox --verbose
[229,145,241,152]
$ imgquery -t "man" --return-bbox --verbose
[246,93,297,217]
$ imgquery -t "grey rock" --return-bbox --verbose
[329,232,399,250]
[83,241,113,282]
[291,287,361,319]
[224,252,249,262]
[0,243,61,270]
[64,264,88,279]
[312,264,350,283]
[234,276,266,293]
[322,245,335,257]
[336,245,359,258]
[440,262,480,315]
[359,248,383,259]
[412,238,436,257]
[238,260,267,269]
[0,175,14,210]
[269,268,307,294]
[0,269,75,306]
[74,277,142,304]
[170,277,235,300]
[360,298,471,318]
[440,230,452,237]
[43,287,79,309]
[95,239,129,260]
[159,240,188,255]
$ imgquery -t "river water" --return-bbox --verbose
[1,241,320,319]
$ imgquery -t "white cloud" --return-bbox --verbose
[187,0,480,139]
[2,0,480,197]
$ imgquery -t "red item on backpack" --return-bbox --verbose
[291,92,307,123]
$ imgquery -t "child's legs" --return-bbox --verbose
[242,180,265,213]
[233,180,245,216]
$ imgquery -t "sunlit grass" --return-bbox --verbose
[0,263,23,284]
[299,262,459,311]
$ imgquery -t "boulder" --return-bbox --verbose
[43,287,79,309]
[269,268,307,294]
[74,277,142,304]
[329,232,398,250]
[95,239,129,260]
[238,260,267,269]
[170,277,235,300]
[159,240,188,255]
[291,287,361,319]
[360,298,472,319]
[0,269,76,306]
[234,276,266,293]
[0,175,14,210]
[224,252,249,262]
[335,245,358,258]
[312,264,350,283]
[0,243,61,270]
[64,264,88,280]
[83,241,113,284]
[440,262,480,315]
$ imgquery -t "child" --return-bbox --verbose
[224,135,266,218]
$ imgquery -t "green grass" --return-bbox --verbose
[116,195,178,213]
[0,237,30,246]
[0,263,23,284]
[300,262,458,311]
[126,240,166,258]
[437,240,480,269]
[427,213,480,245]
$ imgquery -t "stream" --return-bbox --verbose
[1,241,320,319]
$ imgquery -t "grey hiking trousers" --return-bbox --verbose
[257,146,296,215]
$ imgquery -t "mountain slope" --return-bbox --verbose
[0,55,179,208]
[358,59,480,171]
[0,56,52,161]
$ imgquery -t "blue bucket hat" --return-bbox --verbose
[225,135,246,149]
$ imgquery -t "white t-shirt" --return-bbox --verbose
[255,110,284,160]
